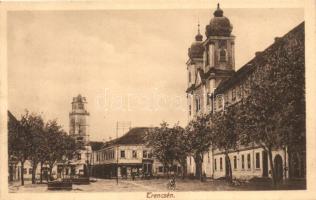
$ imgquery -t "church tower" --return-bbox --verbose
[69,94,89,144]
[186,4,235,120]
[204,3,235,72]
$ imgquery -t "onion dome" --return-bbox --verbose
[188,23,204,59]
[205,3,233,37]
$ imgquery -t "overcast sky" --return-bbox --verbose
[8,7,303,141]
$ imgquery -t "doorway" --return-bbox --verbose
[274,154,283,182]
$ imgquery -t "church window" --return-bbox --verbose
[78,103,84,109]
[237,86,242,99]
[206,93,210,105]
[189,72,191,82]
[232,88,236,101]
[219,49,227,62]
[220,157,223,170]
[219,40,227,48]
[218,96,223,109]
[224,93,229,104]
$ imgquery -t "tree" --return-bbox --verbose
[185,115,212,181]
[19,111,45,184]
[237,31,305,185]
[146,122,177,176]
[172,124,190,179]
[8,111,31,186]
[211,106,239,182]
[45,120,79,181]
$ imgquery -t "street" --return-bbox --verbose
[9,178,306,192]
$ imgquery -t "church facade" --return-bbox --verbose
[186,4,305,180]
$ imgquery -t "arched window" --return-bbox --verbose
[188,71,191,82]
[219,49,227,62]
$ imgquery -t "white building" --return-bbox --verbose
[186,4,305,180]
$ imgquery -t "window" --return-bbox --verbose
[132,150,137,158]
[256,152,261,169]
[29,168,33,174]
[232,88,236,101]
[219,49,227,62]
[233,156,237,169]
[195,99,199,112]
[219,40,227,48]
[78,103,84,109]
[247,154,251,169]
[78,154,81,160]
[120,150,125,158]
[206,93,210,105]
[220,157,223,170]
[143,150,148,158]
[189,72,191,82]
[23,168,27,174]
[224,93,229,103]
[214,159,217,171]
[189,105,192,116]
[218,96,223,109]
[241,155,245,169]
[236,86,241,99]
[208,152,210,163]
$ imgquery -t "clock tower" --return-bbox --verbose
[69,94,89,144]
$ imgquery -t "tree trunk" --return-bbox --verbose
[194,154,203,181]
[31,161,38,184]
[225,153,232,183]
[181,160,187,179]
[40,161,43,183]
[268,148,276,186]
[20,160,25,186]
[49,165,53,181]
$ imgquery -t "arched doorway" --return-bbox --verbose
[274,155,283,182]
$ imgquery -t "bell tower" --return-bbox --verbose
[69,94,89,144]
[204,3,235,72]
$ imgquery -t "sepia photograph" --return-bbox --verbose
[1,0,315,199]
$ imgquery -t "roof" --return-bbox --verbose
[110,127,151,146]
[186,68,235,93]
[90,141,104,151]
[214,21,304,95]
[8,110,19,124]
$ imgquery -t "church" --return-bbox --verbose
[185,4,305,180]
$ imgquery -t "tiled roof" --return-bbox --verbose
[110,127,151,145]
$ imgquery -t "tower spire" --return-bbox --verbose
[195,19,203,41]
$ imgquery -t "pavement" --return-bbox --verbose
[8,178,306,193]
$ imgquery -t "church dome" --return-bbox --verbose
[205,4,233,37]
[188,24,204,59]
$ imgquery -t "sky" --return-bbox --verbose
[7,7,304,141]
